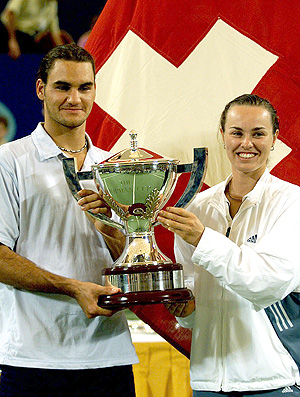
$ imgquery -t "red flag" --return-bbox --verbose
[86,0,300,357]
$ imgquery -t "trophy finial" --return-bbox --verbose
[129,130,138,153]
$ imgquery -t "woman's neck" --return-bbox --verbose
[230,168,265,198]
[225,168,266,218]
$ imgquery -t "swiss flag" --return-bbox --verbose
[85,0,300,357]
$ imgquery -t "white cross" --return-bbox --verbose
[94,19,291,186]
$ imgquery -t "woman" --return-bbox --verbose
[157,94,300,396]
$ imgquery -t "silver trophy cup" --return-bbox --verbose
[63,130,207,308]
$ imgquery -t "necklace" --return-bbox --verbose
[227,182,243,201]
[57,138,87,153]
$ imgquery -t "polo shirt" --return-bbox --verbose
[0,123,138,369]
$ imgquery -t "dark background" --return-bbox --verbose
[0,0,107,141]
[0,0,107,42]
[57,0,107,43]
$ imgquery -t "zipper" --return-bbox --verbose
[220,280,226,389]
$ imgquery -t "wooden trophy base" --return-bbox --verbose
[98,288,194,309]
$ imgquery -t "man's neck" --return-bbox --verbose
[42,122,87,151]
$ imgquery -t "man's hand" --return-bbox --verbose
[78,188,112,221]
[165,299,195,317]
[71,279,122,318]
[77,189,125,260]
[8,37,21,59]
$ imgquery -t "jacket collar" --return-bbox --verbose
[209,169,271,210]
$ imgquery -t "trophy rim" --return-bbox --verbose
[103,263,182,275]
[91,158,180,172]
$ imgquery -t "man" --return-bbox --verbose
[0,0,71,59]
[0,44,138,396]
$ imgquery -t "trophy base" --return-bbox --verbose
[98,288,193,309]
[98,263,193,309]
[102,262,185,293]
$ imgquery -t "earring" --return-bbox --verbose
[223,144,226,149]
[271,146,275,151]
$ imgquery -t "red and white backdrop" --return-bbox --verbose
[85,0,300,357]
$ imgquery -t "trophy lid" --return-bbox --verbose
[100,130,177,164]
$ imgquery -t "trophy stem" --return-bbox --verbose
[114,231,171,267]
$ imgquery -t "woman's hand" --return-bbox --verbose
[157,207,205,246]
[165,299,195,317]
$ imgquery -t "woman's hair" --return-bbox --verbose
[220,94,279,134]
[36,44,96,84]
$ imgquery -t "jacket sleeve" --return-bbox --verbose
[192,196,300,309]
[174,233,196,293]
[176,310,195,329]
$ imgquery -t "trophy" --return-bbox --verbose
[63,130,207,308]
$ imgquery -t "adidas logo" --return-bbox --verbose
[247,234,257,243]
[282,386,293,393]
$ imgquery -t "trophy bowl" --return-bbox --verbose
[63,130,207,308]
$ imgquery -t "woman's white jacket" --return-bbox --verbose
[176,169,300,392]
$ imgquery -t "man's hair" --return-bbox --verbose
[36,44,96,84]
[220,94,279,134]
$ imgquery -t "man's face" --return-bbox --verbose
[36,60,96,133]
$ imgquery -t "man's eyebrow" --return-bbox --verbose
[53,81,71,86]
[53,81,94,86]
[79,82,94,87]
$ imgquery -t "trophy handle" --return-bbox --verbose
[174,147,207,208]
[62,158,125,231]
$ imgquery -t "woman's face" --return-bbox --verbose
[221,105,278,178]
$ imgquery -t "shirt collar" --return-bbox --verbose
[84,134,104,165]
[31,122,98,164]
[32,123,61,161]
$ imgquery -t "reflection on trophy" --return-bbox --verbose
[63,130,207,308]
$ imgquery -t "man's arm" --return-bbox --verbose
[50,30,64,46]
[48,0,64,47]
[94,224,126,261]
[5,10,21,59]
[0,243,120,318]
